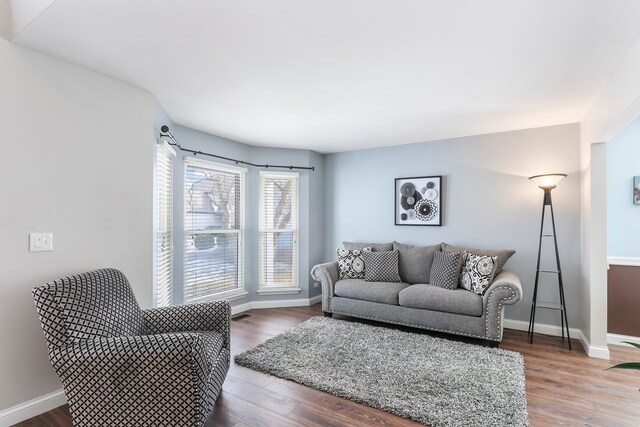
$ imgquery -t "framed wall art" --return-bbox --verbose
[394,175,442,226]
[634,176,640,205]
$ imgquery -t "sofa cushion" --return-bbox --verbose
[393,242,441,284]
[363,250,401,282]
[442,242,515,276]
[334,279,411,305]
[430,251,461,290]
[343,241,394,252]
[398,284,483,316]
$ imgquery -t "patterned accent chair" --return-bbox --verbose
[32,268,231,426]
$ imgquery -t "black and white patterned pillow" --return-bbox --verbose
[429,251,461,290]
[363,250,401,282]
[459,252,498,295]
[337,248,371,279]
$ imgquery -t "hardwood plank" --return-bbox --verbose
[16,304,640,427]
[212,392,303,427]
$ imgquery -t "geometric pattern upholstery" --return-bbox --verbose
[429,251,461,290]
[32,268,230,427]
[363,250,401,282]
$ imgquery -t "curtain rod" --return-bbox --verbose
[159,125,315,171]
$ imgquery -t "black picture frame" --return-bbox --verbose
[394,175,442,226]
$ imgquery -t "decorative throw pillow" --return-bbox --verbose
[363,250,401,282]
[442,242,515,276]
[459,252,498,295]
[337,248,371,279]
[429,251,461,290]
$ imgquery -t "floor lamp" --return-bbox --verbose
[527,173,571,349]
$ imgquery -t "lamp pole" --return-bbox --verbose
[527,174,571,349]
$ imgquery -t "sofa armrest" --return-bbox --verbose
[483,269,523,341]
[311,261,339,312]
[143,300,231,348]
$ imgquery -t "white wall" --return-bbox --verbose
[324,124,582,327]
[0,39,156,412]
[607,117,640,257]
[579,31,640,358]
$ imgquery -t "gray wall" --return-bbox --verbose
[607,117,640,257]
[324,124,582,327]
[0,39,156,411]
[167,125,324,305]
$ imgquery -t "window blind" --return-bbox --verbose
[184,159,245,302]
[259,172,299,288]
[155,140,175,307]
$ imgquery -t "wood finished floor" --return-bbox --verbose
[16,304,640,427]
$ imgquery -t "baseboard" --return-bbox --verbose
[231,302,253,316]
[0,389,66,426]
[503,318,581,339]
[309,294,322,305]
[232,295,321,315]
[608,332,640,346]
[607,257,640,267]
[502,318,609,359]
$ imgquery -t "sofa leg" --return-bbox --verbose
[487,340,500,348]
[323,311,333,318]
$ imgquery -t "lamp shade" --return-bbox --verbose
[528,173,567,190]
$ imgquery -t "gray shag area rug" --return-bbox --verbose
[234,317,528,427]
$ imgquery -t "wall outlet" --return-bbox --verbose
[29,233,53,252]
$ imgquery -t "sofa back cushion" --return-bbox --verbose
[393,242,441,284]
[442,242,515,276]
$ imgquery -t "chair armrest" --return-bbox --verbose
[50,334,211,424]
[143,300,231,348]
[311,261,339,313]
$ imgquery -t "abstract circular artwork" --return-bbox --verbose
[415,199,438,221]
[400,182,416,197]
[395,176,442,226]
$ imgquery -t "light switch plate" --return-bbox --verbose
[30,233,53,252]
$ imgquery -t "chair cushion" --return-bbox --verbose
[334,279,411,305]
[398,284,483,316]
[50,269,144,342]
[393,242,441,284]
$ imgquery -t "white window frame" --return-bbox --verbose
[183,157,247,303]
[153,139,176,307]
[258,171,300,295]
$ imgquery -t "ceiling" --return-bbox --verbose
[10,0,640,153]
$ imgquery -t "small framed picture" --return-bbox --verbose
[395,176,442,226]
[634,176,640,205]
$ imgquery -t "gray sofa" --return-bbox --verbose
[311,244,523,342]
